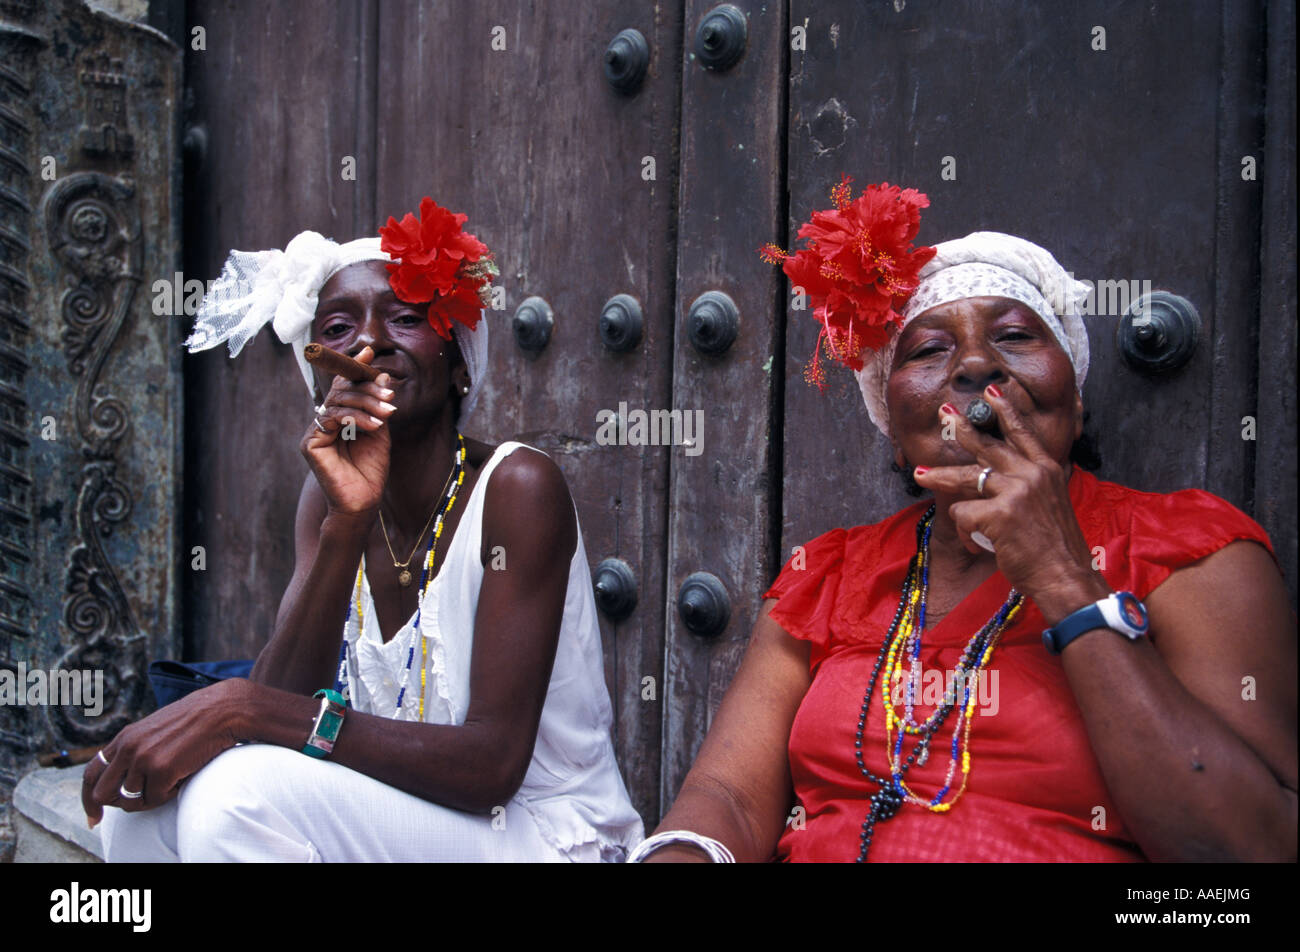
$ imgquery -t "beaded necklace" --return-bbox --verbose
[851,504,1023,861]
[333,431,467,721]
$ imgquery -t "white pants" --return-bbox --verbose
[99,744,568,862]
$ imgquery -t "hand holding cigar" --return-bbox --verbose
[304,342,383,383]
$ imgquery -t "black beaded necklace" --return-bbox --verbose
[852,503,999,863]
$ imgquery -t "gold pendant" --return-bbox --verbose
[398,568,412,587]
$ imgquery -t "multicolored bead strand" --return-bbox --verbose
[394,432,466,720]
[851,504,1023,861]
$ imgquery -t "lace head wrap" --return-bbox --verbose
[854,231,1091,438]
[185,231,490,427]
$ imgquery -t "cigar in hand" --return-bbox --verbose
[965,398,997,431]
[303,342,382,383]
[37,746,102,768]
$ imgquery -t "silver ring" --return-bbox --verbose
[313,416,328,433]
[977,466,994,495]
[95,750,109,766]
[118,785,143,800]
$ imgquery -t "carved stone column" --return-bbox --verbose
[0,0,179,860]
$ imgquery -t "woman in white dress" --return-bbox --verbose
[86,199,644,862]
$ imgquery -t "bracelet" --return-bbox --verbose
[626,830,736,863]
[301,688,347,758]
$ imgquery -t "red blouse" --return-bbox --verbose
[765,467,1276,862]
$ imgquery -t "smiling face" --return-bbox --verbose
[885,296,1083,469]
[311,260,468,426]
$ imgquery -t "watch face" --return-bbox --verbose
[1118,592,1148,631]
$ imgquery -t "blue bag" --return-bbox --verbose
[148,659,256,708]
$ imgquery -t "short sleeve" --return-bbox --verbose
[1122,488,1276,600]
[762,528,848,650]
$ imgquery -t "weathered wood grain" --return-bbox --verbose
[1255,0,1297,603]
[660,0,789,810]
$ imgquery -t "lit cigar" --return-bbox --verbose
[303,342,382,382]
[965,398,996,431]
[37,745,101,768]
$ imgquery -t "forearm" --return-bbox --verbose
[645,772,786,863]
[250,513,373,695]
[233,679,514,813]
[1057,616,1296,861]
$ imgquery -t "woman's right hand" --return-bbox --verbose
[299,345,396,518]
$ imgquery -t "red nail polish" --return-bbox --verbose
[985,384,1003,399]
[914,466,929,476]
[940,403,958,416]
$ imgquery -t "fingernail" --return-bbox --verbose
[379,401,396,412]
[914,466,929,477]
[940,403,958,416]
[369,415,382,425]
[985,384,1003,399]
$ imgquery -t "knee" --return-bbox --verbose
[175,744,317,862]
[100,803,178,863]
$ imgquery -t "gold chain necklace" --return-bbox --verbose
[378,463,457,587]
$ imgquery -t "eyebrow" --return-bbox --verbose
[907,299,1034,331]
[315,290,406,315]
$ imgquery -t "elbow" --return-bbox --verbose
[458,733,532,815]
[483,754,530,813]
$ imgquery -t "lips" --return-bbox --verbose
[370,366,406,380]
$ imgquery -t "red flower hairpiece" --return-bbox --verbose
[760,176,935,387]
[379,197,498,340]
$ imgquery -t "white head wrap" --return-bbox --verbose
[184,231,489,427]
[854,231,1090,438]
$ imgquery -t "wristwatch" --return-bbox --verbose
[302,688,347,758]
[1042,591,1149,654]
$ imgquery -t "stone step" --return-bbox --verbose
[12,764,104,863]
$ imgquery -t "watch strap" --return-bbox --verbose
[1042,592,1148,654]
[1042,603,1107,654]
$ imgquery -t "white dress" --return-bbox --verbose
[101,442,644,862]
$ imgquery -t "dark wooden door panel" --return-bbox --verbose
[372,0,684,824]
[661,0,788,809]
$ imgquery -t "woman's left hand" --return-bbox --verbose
[81,678,249,828]
[912,383,1110,622]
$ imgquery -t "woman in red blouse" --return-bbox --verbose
[633,200,1296,863]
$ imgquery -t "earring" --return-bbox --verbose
[462,386,469,394]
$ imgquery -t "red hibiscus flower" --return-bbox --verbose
[760,177,934,385]
[379,197,494,339]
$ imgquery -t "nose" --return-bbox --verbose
[349,308,393,358]
[950,336,1007,395]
